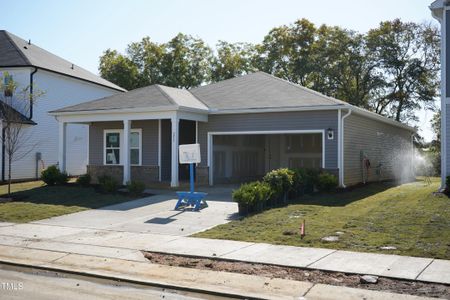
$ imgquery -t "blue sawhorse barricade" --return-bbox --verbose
[174,163,207,211]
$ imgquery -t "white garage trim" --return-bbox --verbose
[207,129,326,186]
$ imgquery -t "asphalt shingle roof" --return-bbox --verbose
[0,30,125,92]
[190,72,346,110]
[0,102,36,125]
[52,84,208,113]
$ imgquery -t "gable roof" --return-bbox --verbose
[52,84,208,113]
[190,71,346,111]
[0,30,125,92]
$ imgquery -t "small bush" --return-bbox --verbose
[293,168,320,194]
[76,174,91,187]
[41,165,68,186]
[446,176,450,191]
[233,181,272,214]
[126,180,146,196]
[263,168,294,203]
[317,172,338,192]
[98,175,119,193]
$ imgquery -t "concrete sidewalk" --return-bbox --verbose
[0,244,436,300]
[0,222,448,285]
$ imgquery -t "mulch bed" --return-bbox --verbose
[142,251,449,298]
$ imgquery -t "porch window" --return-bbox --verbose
[104,129,142,166]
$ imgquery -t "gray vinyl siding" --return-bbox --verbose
[343,113,412,186]
[89,120,159,166]
[197,110,339,169]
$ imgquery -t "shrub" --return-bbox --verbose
[233,181,272,214]
[126,180,146,196]
[317,172,338,192]
[446,176,450,191]
[76,174,91,187]
[263,168,294,203]
[293,168,320,194]
[98,175,119,193]
[41,165,68,186]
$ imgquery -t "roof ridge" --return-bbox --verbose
[190,71,257,91]
[154,84,178,106]
[258,72,346,105]
[3,31,30,65]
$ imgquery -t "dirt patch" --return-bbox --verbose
[142,251,449,298]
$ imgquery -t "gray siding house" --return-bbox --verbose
[431,0,450,189]
[50,72,415,187]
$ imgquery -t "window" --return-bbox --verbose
[104,129,142,166]
[3,74,13,97]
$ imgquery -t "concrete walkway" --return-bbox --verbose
[0,244,436,300]
[0,222,448,285]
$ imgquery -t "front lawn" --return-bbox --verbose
[193,177,450,259]
[0,181,136,223]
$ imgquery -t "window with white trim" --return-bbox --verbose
[104,129,142,166]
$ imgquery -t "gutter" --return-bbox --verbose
[29,67,38,120]
[340,109,352,188]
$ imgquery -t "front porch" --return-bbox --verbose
[57,109,208,187]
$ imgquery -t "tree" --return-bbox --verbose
[161,33,213,88]
[311,25,382,108]
[211,41,257,82]
[0,73,40,196]
[430,110,441,149]
[255,19,317,87]
[99,49,139,90]
[366,19,440,122]
[99,33,213,89]
[126,37,165,87]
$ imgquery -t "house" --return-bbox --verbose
[430,0,450,189]
[0,30,125,180]
[50,72,415,187]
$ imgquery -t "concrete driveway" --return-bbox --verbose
[31,185,238,236]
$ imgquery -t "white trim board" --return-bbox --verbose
[207,129,326,186]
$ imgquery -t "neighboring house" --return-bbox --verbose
[0,30,125,180]
[50,72,415,187]
[431,1,450,189]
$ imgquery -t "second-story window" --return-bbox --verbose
[3,74,13,97]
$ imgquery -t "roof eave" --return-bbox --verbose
[0,65,126,92]
[49,105,209,116]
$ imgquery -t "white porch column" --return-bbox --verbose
[123,119,131,185]
[58,121,67,172]
[171,116,179,187]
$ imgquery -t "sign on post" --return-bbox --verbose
[179,144,201,164]
[174,143,207,211]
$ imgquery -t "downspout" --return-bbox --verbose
[340,108,352,188]
[29,67,38,120]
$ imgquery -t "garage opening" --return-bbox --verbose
[211,132,324,184]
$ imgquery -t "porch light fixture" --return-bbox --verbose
[327,128,334,140]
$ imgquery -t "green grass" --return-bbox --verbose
[0,181,135,223]
[193,177,450,259]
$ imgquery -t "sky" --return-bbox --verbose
[1,0,439,141]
